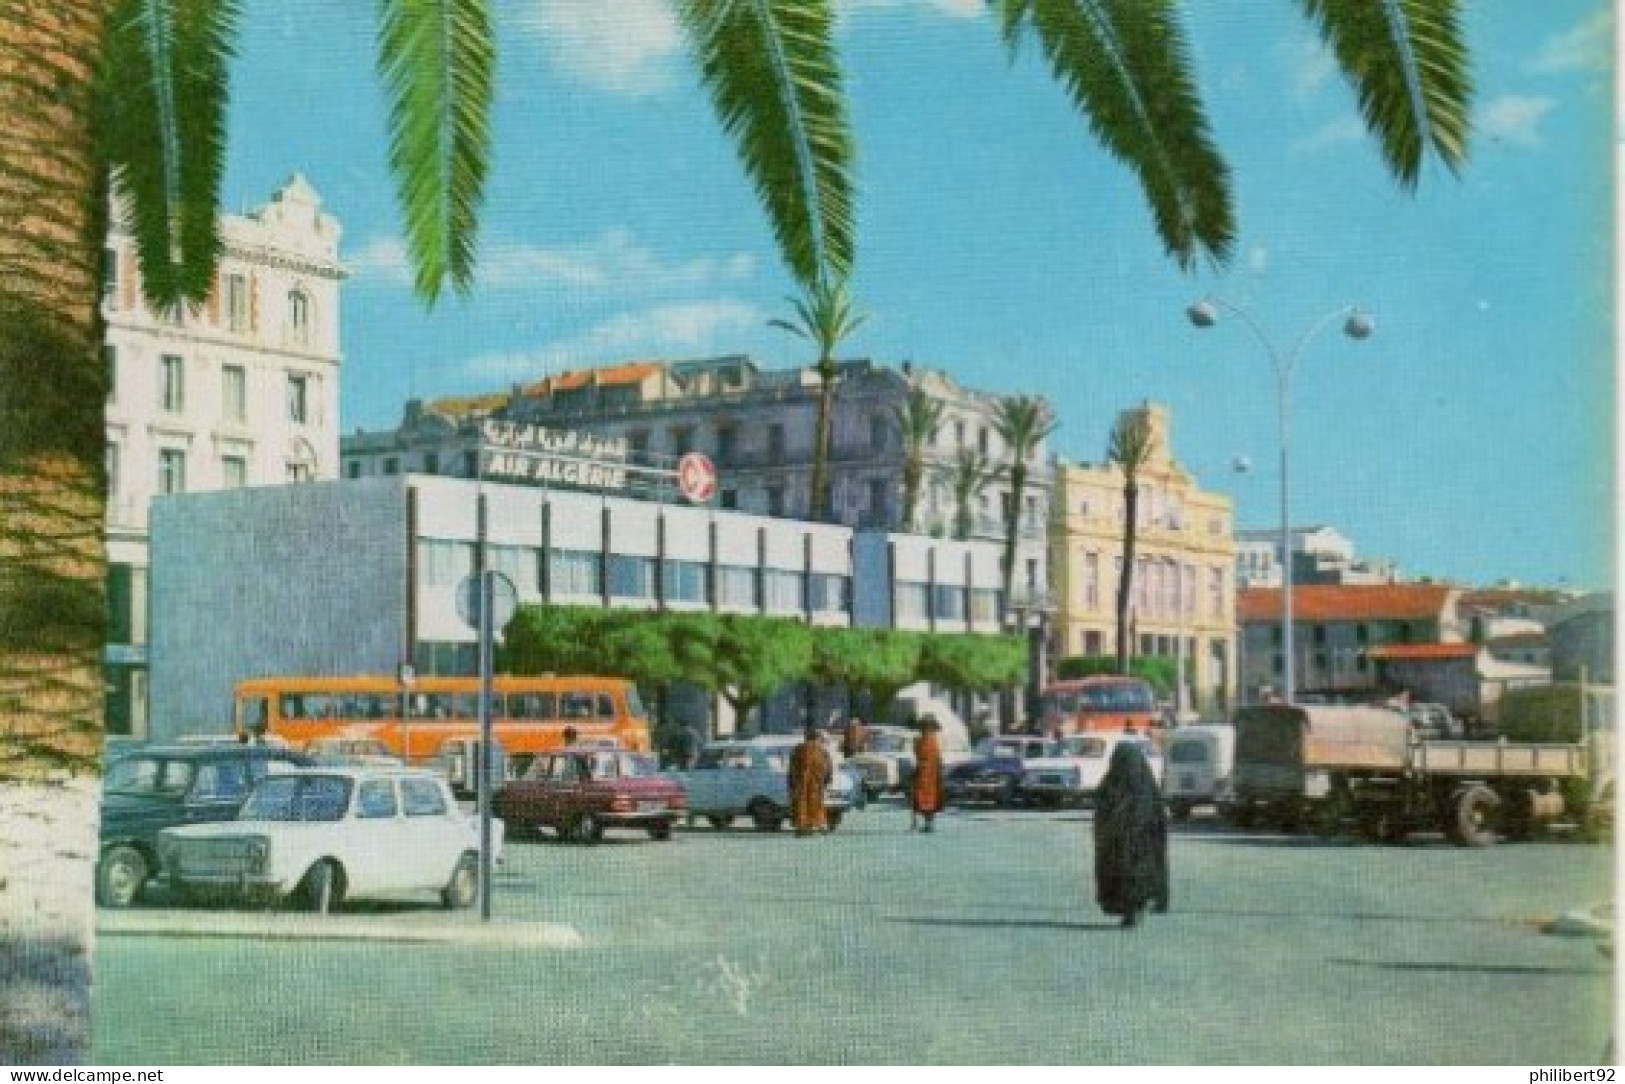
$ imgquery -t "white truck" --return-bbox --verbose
[1162,724,1236,821]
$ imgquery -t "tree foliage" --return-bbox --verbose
[918,633,1026,692]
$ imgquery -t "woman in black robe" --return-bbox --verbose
[1093,740,1169,928]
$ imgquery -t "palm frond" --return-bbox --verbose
[1298,0,1473,186]
[678,0,855,289]
[1107,408,1155,476]
[993,394,1058,457]
[998,0,1234,270]
[98,0,240,312]
[376,0,495,304]
[771,277,866,359]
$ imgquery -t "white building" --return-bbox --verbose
[104,175,346,735]
[1235,524,1395,588]
[147,474,1019,739]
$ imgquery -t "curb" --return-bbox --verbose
[97,912,583,947]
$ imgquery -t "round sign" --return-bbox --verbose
[676,452,718,503]
[455,570,518,632]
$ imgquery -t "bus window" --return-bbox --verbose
[280,695,305,720]
[510,692,556,720]
[560,692,594,719]
[595,693,616,718]
[625,686,648,718]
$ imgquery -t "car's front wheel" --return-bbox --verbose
[96,845,148,909]
[706,814,733,830]
[299,860,343,914]
[442,852,478,909]
[748,799,783,832]
[571,813,605,844]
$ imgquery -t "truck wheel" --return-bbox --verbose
[96,846,148,909]
[1226,802,1258,829]
[1449,786,1500,847]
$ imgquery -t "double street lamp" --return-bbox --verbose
[1186,296,1374,704]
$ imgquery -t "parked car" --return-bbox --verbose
[846,726,918,800]
[668,737,860,831]
[494,747,686,843]
[97,742,309,908]
[158,766,489,912]
[303,737,403,767]
[1017,732,1165,809]
[946,736,1062,807]
[1161,724,1235,820]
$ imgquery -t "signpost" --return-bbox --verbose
[456,568,517,921]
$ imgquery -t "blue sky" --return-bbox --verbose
[221,1,1615,590]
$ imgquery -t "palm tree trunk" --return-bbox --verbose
[1001,463,1026,614]
[900,455,921,532]
[0,1,114,1065]
[1115,480,1140,674]
[809,359,837,521]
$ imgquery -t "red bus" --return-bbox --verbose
[1038,675,1159,738]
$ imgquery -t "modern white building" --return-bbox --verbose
[104,175,346,735]
[147,473,1020,739]
[1235,524,1396,588]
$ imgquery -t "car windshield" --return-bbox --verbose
[238,775,352,822]
[105,757,196,796]
[868,733,909,754]
[1065,737,1110,758]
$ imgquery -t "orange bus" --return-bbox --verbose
[234,675,652,763]
[1038,675,1159,738]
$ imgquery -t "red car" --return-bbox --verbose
[494,748,686,843]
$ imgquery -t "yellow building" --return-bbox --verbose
[1048,404,1238,713]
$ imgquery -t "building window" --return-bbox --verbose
[670,426,695,457]
[160,355,185,413]
[1313,624,1328,645]
[867,478,888,519]
[627,430,649,458]
[157,449,186,495]
[418,539,474,588]
[419,452,437,475]
[101,247,118,302]
[969,588,1000,624]
[106,443,120,497]
[461,450,478,477]
[287,374,309,424]
[663,560,709,604]
[1084,552,1099,609]
[224,273,249,332]
[766,485,785,517]
[383,457,400,475]
[768,424,786,463]
[103,345,117,402]
[549,550,602,597]
[346,460,362,479]
[1209,568,1224,617]
[1084,631,1104,656]
[720,489,738,510]
[763,570,804,612]
[808,573,848,615]
[286,459,314,483]
[870,413,887,452]
[288,290,310,341]
[896,582,930,621]
[978,427,990,456]
[221,364,246,422]
[1270,626,1283,647]
[932,584,967,621]
[716,565,759,610]
[1355,623,1370,645]
[221,455,247,489]
[488,545,540,597]
[955,420,966,448]
[715,425,737,465]
[608,555,657,601]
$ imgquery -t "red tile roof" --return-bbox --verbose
[519,361,665,398]
[1368,643,1480,661]
[1239,584,1456,623]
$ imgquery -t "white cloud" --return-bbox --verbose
[1478,94,1556,149]
[1291,116,1364,157]
[1528,9,1613,75]
[515,0,683,97]
[838,0,985,19]
[1286,38,1337,99]
[347,236,412,285]
[480,230,758,293]
[348,229,757,295]
[460,299,767,382]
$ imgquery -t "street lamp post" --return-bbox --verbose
[1186,297,1373,704]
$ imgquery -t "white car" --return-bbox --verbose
[158,766,496,913]
[1018,733,1164,808]
[668,737,861,831]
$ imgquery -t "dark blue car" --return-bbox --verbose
[945,736,1060,808]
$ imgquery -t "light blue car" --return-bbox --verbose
[667,737,861,832]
